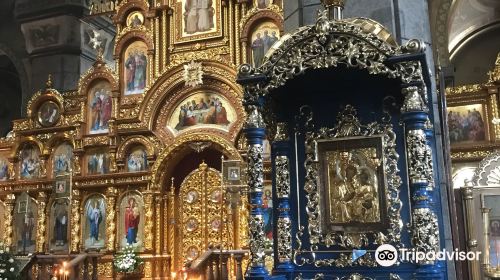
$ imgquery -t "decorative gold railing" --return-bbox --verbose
[185,247,248,280]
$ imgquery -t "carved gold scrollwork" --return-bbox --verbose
[36,192,47,252]
[144,192,154,250]
[71,189,81,252]
[154,195,162,254]
[4,194,15,247]
[106,187,118,252]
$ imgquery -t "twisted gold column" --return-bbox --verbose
[4,194,15,248]
[106,187,118,252]
[36,192,47,252]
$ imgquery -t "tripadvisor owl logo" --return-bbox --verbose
[375,244,398,267]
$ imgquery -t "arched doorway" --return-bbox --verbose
[175,162,231,270]
[153,135,248,276]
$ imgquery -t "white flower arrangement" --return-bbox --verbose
[0,243,19,279]
[113,245,143,274]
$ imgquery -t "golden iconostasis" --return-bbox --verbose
[0,0,283,278]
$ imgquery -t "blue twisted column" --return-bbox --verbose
[272,123,294,275]
[244,105,270,280]
[401,86,443,279]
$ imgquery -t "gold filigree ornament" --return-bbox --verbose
[487,52,500,84]
[183,60,204,87]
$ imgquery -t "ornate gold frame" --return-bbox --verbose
[446,53,500,162]
[173,0,223,44]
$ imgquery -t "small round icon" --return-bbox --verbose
[375,244,398,267]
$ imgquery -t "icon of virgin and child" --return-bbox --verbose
[184,0,214,34]
[124,197,141,246]
[174,95,230,130]
[327,150,380,224]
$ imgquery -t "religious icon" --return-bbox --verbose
[50,199,70,251]
[37,101,60,127]
[87,150,110,175]
[84,195,106,249]
[53,143,73,176]
[14,194,37,254]
[262,185,273,239]
[210,218,221,231]
[228,167,240,181]
[54,177,71,199]
[210,190,222,203]
[250,22,280,67]
[186,217,198,232]
[186,190,199,204]
[183,0,215,34]
[447,104,486,145]
[124,41,148,95]
[326,149,380,224]
[19,144,41,180]
[317,137,386,233]
[121,193,143,249]
[187,246,199,260]
[127,147,148,172]
[126,11,144,27]
[168,92,235,132]
[88,81,112,134]
[55,181,66,193]
[0,157,8,181]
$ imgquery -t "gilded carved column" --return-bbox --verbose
[144,191,154,251]
[154,194,162,254]
[4,194,15,247]
[70,189,81,252]
[39,155,48,178]
[36,192,47,252]
[168,181,176,274]
[106,187,118,252]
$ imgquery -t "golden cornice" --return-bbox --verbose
[73,174,150,188]
[451,150,492,161]
[77,61,119,96]
[445,84,484,97]
[41,132,76,154]
[116,122,148,131]
[114,27,155,57]
[82,135,115,147]
[115,0,150,15]
[26,89,65,119]
[151,132,241,185]
[116,135,157,160]
[0,136,15,147]
[239,5,283,34]
[169,47,234,68]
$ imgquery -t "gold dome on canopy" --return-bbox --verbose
[345,17,398,47]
